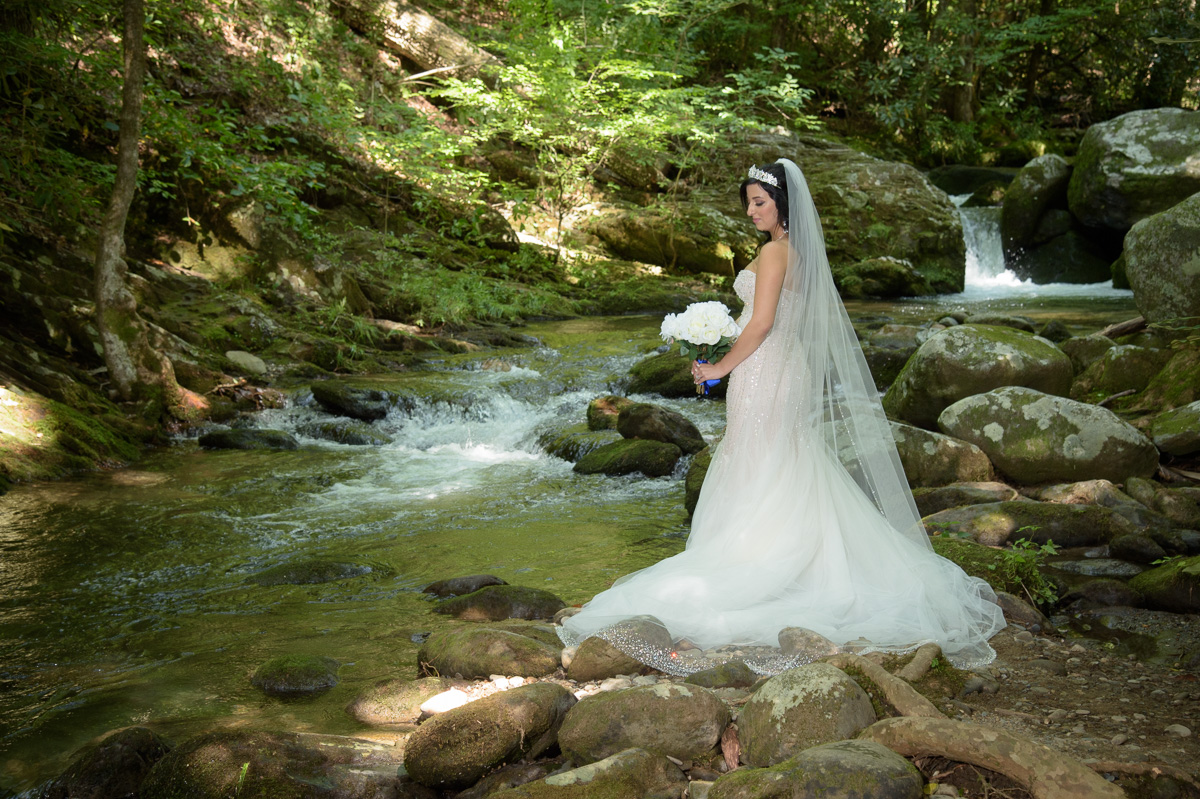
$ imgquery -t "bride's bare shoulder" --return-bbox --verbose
[758,239,788,272]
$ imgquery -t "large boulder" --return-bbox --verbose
[1001,154,1071,254]
[1067,108,1200,231]
[587,395,635,430]
[684,446,713,517]
[1124,191,1200,324]
[1059,334,1116,374]
[628,351,717,398]
[1007,229,1114,285]
[539,424,622,463]
[1125,347,1200,414]
[830,256,933,298]
[488,748,687,799]
[737,663,876,767]
[890,422,993,487]
[616,403,706,454]
[557,683,730,763]
[939,386,1159,484]
[583,200,757,275]
[573,439,683,477]
[708,739,923,799]
[882,326,1072,429]
[922,500,1138,547]
[1025,479,1175,534]
[403,682,577,790]
[725,133,968,293]
[1150,401,1200,456]
[417,627,561,679]
[433,585,566,621]
[912,481,1019,516]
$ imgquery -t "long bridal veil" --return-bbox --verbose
[559,158,1005,674]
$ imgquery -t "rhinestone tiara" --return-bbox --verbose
[748,165,779,187]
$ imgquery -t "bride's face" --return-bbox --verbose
[745,184,780,233]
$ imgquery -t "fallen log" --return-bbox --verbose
[332,0,501,84]
[858,716,1126,799]
[1098,316,1146,339]
[826,653,943,719]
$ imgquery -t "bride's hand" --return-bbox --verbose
[692,360,725,383]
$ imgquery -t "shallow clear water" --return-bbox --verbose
[0,290,1138,794]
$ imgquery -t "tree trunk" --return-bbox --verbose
[947,0,979,123]
[93,0,196,420]
[333,0,501,84]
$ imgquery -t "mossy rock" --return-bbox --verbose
[40,727,172,799]
[912,482,1018,516]
[889,422,993,487]
[424,574,508,597]
[1059,334,1117,374]
[923,500,1136,548]
[487,747,687,799]
[616,402,706,454]
[587,395,635,430]
[296,419,392,445]
[433,585,566,621]
[558,683,730,764]
[538,423,622,463]
[930,536,1053,600]
[1125,347,1200,414]
[345,676,452,726]
[1149,401,1200,456]
[628,351,720,398]
[403,682,576,790]
[247,560,372,586]
[831,257,933,299]
[198,428,299,450]
[708,739,922,799]
[573,439,683,478]
[251,654,340,696]
[1128,555,1200,613]
[1070,345,1172,400]
[684,660,758,689]
[417,627,561,679]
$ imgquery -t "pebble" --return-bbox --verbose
[1111,734,1129,746]
[1014,630,1034,643]
[599,676,632,692]
[1165,725,1192,738]
[1047,709,1069,722]
[632,675,658,686]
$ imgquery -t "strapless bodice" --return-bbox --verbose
[734,269,755,327]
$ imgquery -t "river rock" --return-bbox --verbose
[629,351,718,398]
[1059,334,1116,374]
[882,325,1072,429]
[141,730,403,799]
[585,200,757,275]
[489,747,687,799]
[1125,191,1200,324]
[588,395,634,430]
[1061,578,1144,610]
[417,627,561,679]
[1000,154,1071,254]
[573,439,683,477]
[454,761,564,799]
[296,419,392,446]
[616,403,706,454]
[938,386,1159,484]
[912,481,1019,516]
[737,663,876,767]
[831,256,933,298]
[685,446,712,517]
[1010,229,1114,285]
[424,574,508,597]
[1025,479,1174,533]
[1109,534,1168,565]
[889,422,993,487]
[1128,555,1200,613]
[863,325,923,389]
[558,683,730,764]
[197,428,299,450]
[926,164,1015,196]
[251,654,339,697]
[40,727,172,799]
[345,676,452,726]
[1067,108,1200,231]
[921,500,1137,547]
[539,424,622,462]
[684,660,758,689]
[310,380,398,420]
[434,585,566,622]
[248,559,372,586]
[994,590,1051,630]
[1150,401,1200,456]
[709,739,922,799]
[1128,347,1200,415]
[1070,344,1172,400]
[964,313,1037,332]
[566,636,652,682]
[402,682,575,790]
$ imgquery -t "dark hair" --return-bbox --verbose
[739,162,790,244]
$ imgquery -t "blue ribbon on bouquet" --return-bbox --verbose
[695,359,721,396]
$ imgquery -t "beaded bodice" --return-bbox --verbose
[734,268,755,327]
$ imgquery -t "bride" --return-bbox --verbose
[558,158,1005,675]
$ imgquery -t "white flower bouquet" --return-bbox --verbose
[660,301,740,393]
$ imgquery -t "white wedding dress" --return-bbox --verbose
[558,266,1006,675]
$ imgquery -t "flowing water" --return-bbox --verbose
[0,212,1138,794]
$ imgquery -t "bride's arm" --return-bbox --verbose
[694,240,787,382]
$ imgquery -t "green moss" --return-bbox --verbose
[931,535,1053,603]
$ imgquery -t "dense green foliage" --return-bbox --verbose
[0,0,1194,327]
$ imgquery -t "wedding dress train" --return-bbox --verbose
[558,267,1006,675]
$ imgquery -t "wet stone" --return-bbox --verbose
[251,654,340,697]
